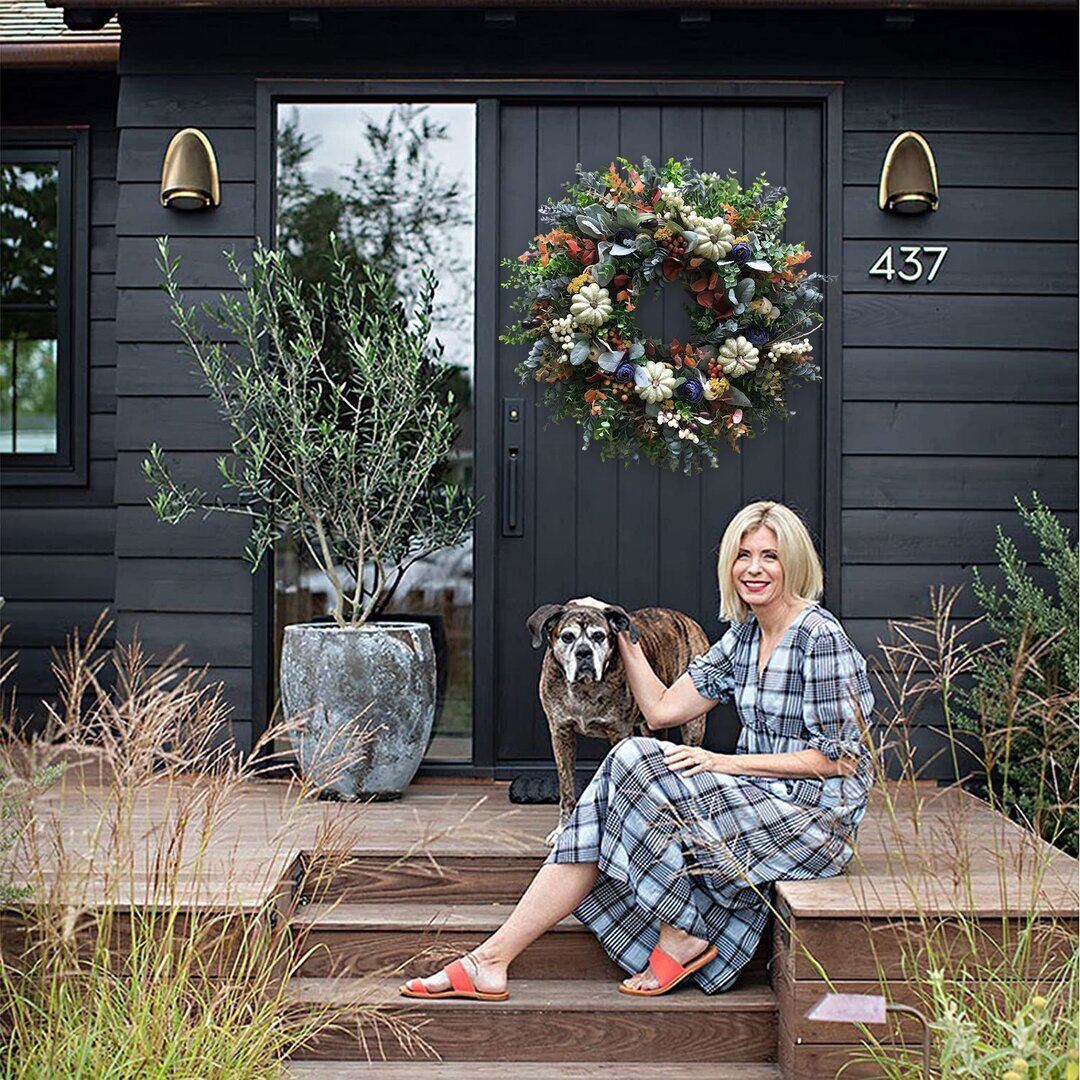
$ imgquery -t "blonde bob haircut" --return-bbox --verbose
[717,501,824,623]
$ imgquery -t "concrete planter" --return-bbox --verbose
[280,621,436,800]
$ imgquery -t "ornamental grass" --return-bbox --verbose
[815,586,1077,1078]
[0,613,436,1078]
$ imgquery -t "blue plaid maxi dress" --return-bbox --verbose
[543,603,875,993]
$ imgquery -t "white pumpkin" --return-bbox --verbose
[570,283,613,328]
[684,213,734,262]
[635,361,680,404]
[718,336,760,378]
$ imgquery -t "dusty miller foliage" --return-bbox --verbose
[957,493,1079,855]
[144,234,476,627]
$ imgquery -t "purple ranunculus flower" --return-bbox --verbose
[745,325,769,346]
[730,242,752,264]
[614,360,636,384]
[613,227,636,248]
[679,376,704,404]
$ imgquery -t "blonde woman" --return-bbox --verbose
[401,500,874,1001]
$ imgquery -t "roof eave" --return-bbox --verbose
[0,40,119,67]
[40,0,1080,9]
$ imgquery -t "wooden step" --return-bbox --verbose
[298,853,540,904]
[286,976,778,1062]
[288,900,770,983]
[286,1062,783,1078]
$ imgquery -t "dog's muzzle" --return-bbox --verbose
[572,649,602,682]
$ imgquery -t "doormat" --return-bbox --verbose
[508,773,588,804]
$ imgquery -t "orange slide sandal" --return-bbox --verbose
[618,943,719,997]
[399,958,510,1001]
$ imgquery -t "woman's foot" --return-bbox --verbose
[621,923,711,992]
[408,948,509,996]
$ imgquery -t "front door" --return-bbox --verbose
[489,99,826,773]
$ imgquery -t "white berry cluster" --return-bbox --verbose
[550,315,575,355]
[656,410,700,443]
[657,182,692,225]
[767,338,813,363]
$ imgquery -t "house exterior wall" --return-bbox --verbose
[3,6,1077,767]
[1,70,120,717]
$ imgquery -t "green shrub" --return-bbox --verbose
[957,493,1079,855]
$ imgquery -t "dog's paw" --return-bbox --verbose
[544,823,566,847]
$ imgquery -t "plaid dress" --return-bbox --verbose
[543,603,874,993]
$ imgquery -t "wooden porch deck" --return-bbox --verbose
[12,773,1079,1079]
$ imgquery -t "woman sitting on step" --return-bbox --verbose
[401,500,875,1000]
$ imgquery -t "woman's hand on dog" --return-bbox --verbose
[662,744,734,777]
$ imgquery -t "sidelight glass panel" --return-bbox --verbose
[273,102,476,763]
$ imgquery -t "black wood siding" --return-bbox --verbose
[50,7,1080,765]
[1,71,120,723]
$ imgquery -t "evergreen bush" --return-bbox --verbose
[958,493,1079,855]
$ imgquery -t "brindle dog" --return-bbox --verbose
[526,602,710,845]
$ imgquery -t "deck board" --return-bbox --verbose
[15,776,1079,919]
[11,772,1077,1078]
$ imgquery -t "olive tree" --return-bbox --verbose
[144,234,475,627]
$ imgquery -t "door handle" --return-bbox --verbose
[502,397,524,537]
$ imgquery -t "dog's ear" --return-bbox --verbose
[603,605,640,644]
[527,604,567,650]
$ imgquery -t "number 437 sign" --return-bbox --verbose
[868,245,949,282]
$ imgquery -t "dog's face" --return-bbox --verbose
[552,609,613,684]
[527,603,638,684]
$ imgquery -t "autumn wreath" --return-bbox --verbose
[501,157,827,472]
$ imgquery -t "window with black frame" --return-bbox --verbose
[1,130,88,484]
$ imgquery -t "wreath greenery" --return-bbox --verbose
[501,157,827,472]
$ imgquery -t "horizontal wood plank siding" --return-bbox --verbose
[1,71,120,724]
[110,68,258,743]
[838,53,1078,782]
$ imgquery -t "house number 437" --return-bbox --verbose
[867,245,949,283]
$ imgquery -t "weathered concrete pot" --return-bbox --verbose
[280,621,436,800]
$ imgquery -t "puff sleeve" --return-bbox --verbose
[686,623,740,704]
[801,625,874,761]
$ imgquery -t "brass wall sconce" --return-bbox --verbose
[878,131,939,215]
[160,128,220,210]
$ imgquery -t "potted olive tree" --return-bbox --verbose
[144,235,475,799]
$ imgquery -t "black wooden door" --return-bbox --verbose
[491,100,825,771]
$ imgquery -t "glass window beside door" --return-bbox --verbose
[272,102,477,764]
[1,161,59,454]
[1,133,88,484]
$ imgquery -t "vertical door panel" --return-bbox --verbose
[492,99,825,767]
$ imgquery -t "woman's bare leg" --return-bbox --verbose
[409,860,601,994]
